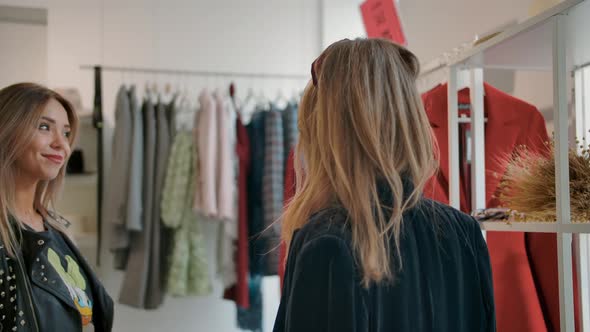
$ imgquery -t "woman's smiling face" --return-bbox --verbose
[14,98,72,182]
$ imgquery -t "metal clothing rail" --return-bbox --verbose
[80,64,309,80]
[419,58,447,77]
[573,60,590,72]
[82,64,306,266]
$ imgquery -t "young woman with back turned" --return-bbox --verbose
[0,83,113,331]
[274,39,495,332]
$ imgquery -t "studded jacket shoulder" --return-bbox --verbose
[0,214,114,332]
[0,239,40,332]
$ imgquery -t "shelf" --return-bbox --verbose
[72,231,97,248]
[65,173,97,185]
[480,221,590,233]
[78,109,93,119]
[443,0,585,70]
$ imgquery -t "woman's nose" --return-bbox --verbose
[50,131,68,151]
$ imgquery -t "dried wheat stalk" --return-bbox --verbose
[497,139,590,222]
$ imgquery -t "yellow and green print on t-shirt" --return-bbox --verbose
[47,248,93,326]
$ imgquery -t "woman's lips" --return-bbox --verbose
[42,154,64,164]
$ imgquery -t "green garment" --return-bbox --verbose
[161,131,211,296]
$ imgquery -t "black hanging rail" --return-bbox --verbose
[91,66,103,266]
[80,64,308,80]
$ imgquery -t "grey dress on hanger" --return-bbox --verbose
[145,99,172,309]
[126,86,144,233]
[119,97,156,308]
[105,86,133,270]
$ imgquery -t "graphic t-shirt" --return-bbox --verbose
[24,224,94,327]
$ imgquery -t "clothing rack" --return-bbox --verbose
[80,64,308,266]
[79,64,309,80]
[419,58,448,77]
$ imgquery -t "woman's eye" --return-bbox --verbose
[64,131,71,138]
[39,123,50,131]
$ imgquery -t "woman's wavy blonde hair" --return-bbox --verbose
[283,38,436,286]
[0,83,78,257]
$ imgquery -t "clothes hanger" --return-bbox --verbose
[144,80,152,101]
[121,71,126,89]
[174,96,194,131]
[182,74,189,99]
[255,89,269,111]
[453,69,487,122]
[236,86,258,122]
[181,108,194,131]
[243,87,255,107]
[152,81,161,104]
[273,88,289,110]
[229,82,241,116]
[290,88,301,104]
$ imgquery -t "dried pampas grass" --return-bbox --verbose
[498,139,590,222]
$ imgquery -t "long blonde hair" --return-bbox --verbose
[0,83,79,257]
[283,39,436,286]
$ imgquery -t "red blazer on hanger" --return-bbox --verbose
[422,83,577,332]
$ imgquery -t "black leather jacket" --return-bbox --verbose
[0,214,113,332]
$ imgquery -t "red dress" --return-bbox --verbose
[224,116,251,308]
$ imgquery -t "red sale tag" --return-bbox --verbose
[360,0,406,45]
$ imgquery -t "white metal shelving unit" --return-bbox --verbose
[418,1,590,331]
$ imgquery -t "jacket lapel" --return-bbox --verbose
[20,230,79,313]
[20,225,113,332]
[423,84,463,208]
[481,84,521,205]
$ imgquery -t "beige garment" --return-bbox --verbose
[213,90,236,222]
[215,94,238,287]
[194,89,218,217]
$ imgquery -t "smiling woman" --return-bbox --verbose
[15,99,73,197]
[0,83,113,332]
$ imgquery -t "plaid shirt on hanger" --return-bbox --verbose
[261,108,284,275]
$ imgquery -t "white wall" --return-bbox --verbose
[47,1,320,331]
[320,0,557,124]
[0,21,47,87]
[399,0,531,63]
[320,0,532,63]
[47,0,102,108]
[0,0,47,8]
[320,0,365,47]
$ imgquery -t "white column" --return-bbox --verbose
[553,13,575,332]
[470,67,486,240]
[574,62,589,332]
[448,66,460,209]
[470,67,486,211]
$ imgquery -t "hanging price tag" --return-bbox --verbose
[360,0,406,45]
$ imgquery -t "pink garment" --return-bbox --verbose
[214,90,235,222]
[194,89,218,217]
